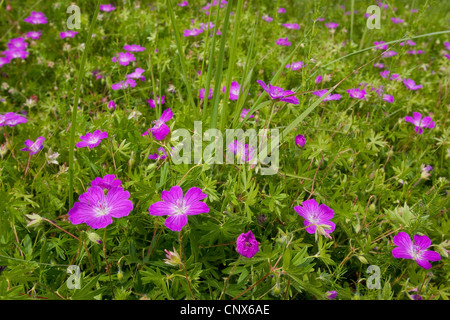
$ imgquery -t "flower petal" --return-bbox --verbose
[161,185,184,204]
[421,250,441,262]
[165,214,188,232]
[393,232,413,250]
[392,247,413,260]
[106,187,133,218]
[149,201,176,216]
[413,234,431,250]
[184,187,207,204]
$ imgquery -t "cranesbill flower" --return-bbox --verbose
[148,147,174,160]
[278,7,286,13]
[0,112,27,127]
[141,108,173,140]
[390,73,401,81]
[382,51,397,58]
[148,185,209,232]
[21,136,45,155]
[347,87,367,100]
[68,186,133,229]
[24,11,47,25]
[400,40,416,46]
[444,42,450,50]
[391,17,404,24]
[200,22,214,31]
[183,28,203,37]
[276,37,291,46]
[285,61,304,71]
[7,38,28,51]
[227,140,255,162]
[177,1,189,7]
[262,14,273,22]
[222,81,240,100]
[60,30,78,39]
[282,23,300,30]
[126,67,145,81]
[199,88,213,100]
[123,44,146,52]
[315,75,323,84]
[111,78,137,90]
[404,112,435,134]
[403,78,422,90]
[295,135,306,147]
[380,70,390,79]
[91,174,122,190]
[294,199,335,237]
[100,4,116,12]
[392,232,441,269]
[312,90,341,101]
[76,130,108,149]
[108,100,116,110]
[0,56,11,68]
[112,52,136,66]
[382,94,394,103]
[325,22,339,29]
[373,62,384,68]
[26,31,42,40]
[3,50,29,60]
[326,291,337,300]
[407,50,424,55]
[146,95,165,108]
[257,80,299,105]
[240,108,254,120]
[236,230,259,258]
[374,41,387,50]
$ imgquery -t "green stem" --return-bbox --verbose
[68,0,101,208]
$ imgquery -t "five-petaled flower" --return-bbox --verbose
[294,199,335,238]
[236,230,259,258]
[295,135,306,148]
[148,185,209,232]
[403,78,422,91]
[222,81,240,100]
[76,130,108,149]
[21,136,45,155]
[112,52,136,66]
[91,174,122,190]
[68,186,133,229]
[146,95,165,108]
[276,37,291,46]
[141,108,173,140]
[392,232,441,269]
[404,112,435,134]
[257,80,299,105]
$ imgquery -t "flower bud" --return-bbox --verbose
[26,213,43,227]
[86,231,102,245]
[163,247,181,267]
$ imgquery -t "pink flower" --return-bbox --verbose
[390,73,401,81]
[68,186,133,229]
[123,44,146,52]
[100,4,116,12]
[111,79,137,90]
[294,199,335,236]
[60,30,78,39]
[183,28,203,37]
[380,70,390,79]
[326,291,337,300]
[391,17,404,24]
[24,11,47,25]
[276,37,291,46]
[108,100,116,110]
[126,67,145,81]
[3,49,29,60]
[21,136,45,155]
[392,232,441,269]
[240,108,254,119]
[262,14,273,22]
[315,75,323,84]
[76,130,108,149]
[403,78,422,90]
[148,185,209,232]
[312,90,341,101]
[0,56,11,68]
[7,38,28,51]
[141,108,173,140]
[373,62,384,68]
[347,87,367,100]
[236,231,259,258]
[382,94,394,103]
[112,52,136,66]
[222,81,240,100]
[26,31,42,40]
[257,80,299,105]
[0,112,27,127]
[374,41,388,50]
[177,1,189,6]
[91,174,122,190]
[400,40,416,46]
[295,135,306,147]
[278,7,286,14]
[227,140,255,162]
[404,112,435,134]
[146,95,165,108]
[285,61,304,71]
[199,88,213,100]
[382,51,397,58]
[325,22,339,29]
[148,147,173,160]
[282,23,300,30]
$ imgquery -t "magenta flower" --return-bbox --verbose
[0,112,27,127]
[108,100,116,110]
[325,22,339,29]
[148,147,173,160]
[391,17,404,24]
[294,199,335,236]
[76,130,108,149]
[326,291,337,300]
[183,28,203,37]
[403,78,422,90]
[404,112,435,134]
[68,186,133,229]
[178,1,189,6]
[112,52,136,66]
[146,95,165,108]
[278,7,286,14]
[7,38,28,51]
[126,67,145,81]
[276,37,291,46]
[315,75,323,84]
[240,108,254,120]
[373,62,384,68]
[0,56,11,68]
[295,135,306,147]
[26,31,42,40]
[100,4,116,12]
[374,41,388,50]
[257,80,299,105]
[199,88,213,100]
[407,50,424,55]
[222,81,240,100]
[111,79,137,90]
[60,30,78,39]
[236,230,259,258]
[200,22,215,31]
[400,40,416,46]
[392,232,441,269]
[390,73,401,81]
[141,108,173,140]
[262,14,273,22]
[123,44,146,52]
[227,140,255,162]
[285,61,304,71]
[21,136,45,155]
[382,94,394,103]
[382,51,397,58]
[347,88,367,100]
[148,185,209,232]
[282,23,300,30]
[24,12,47,25]
[444,42,450,50]
[3,49,29,60]
[380,70,390,79]
[91,174,122,190]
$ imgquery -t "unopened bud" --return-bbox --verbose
[26,213,43,227]
[163,247,181,267]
